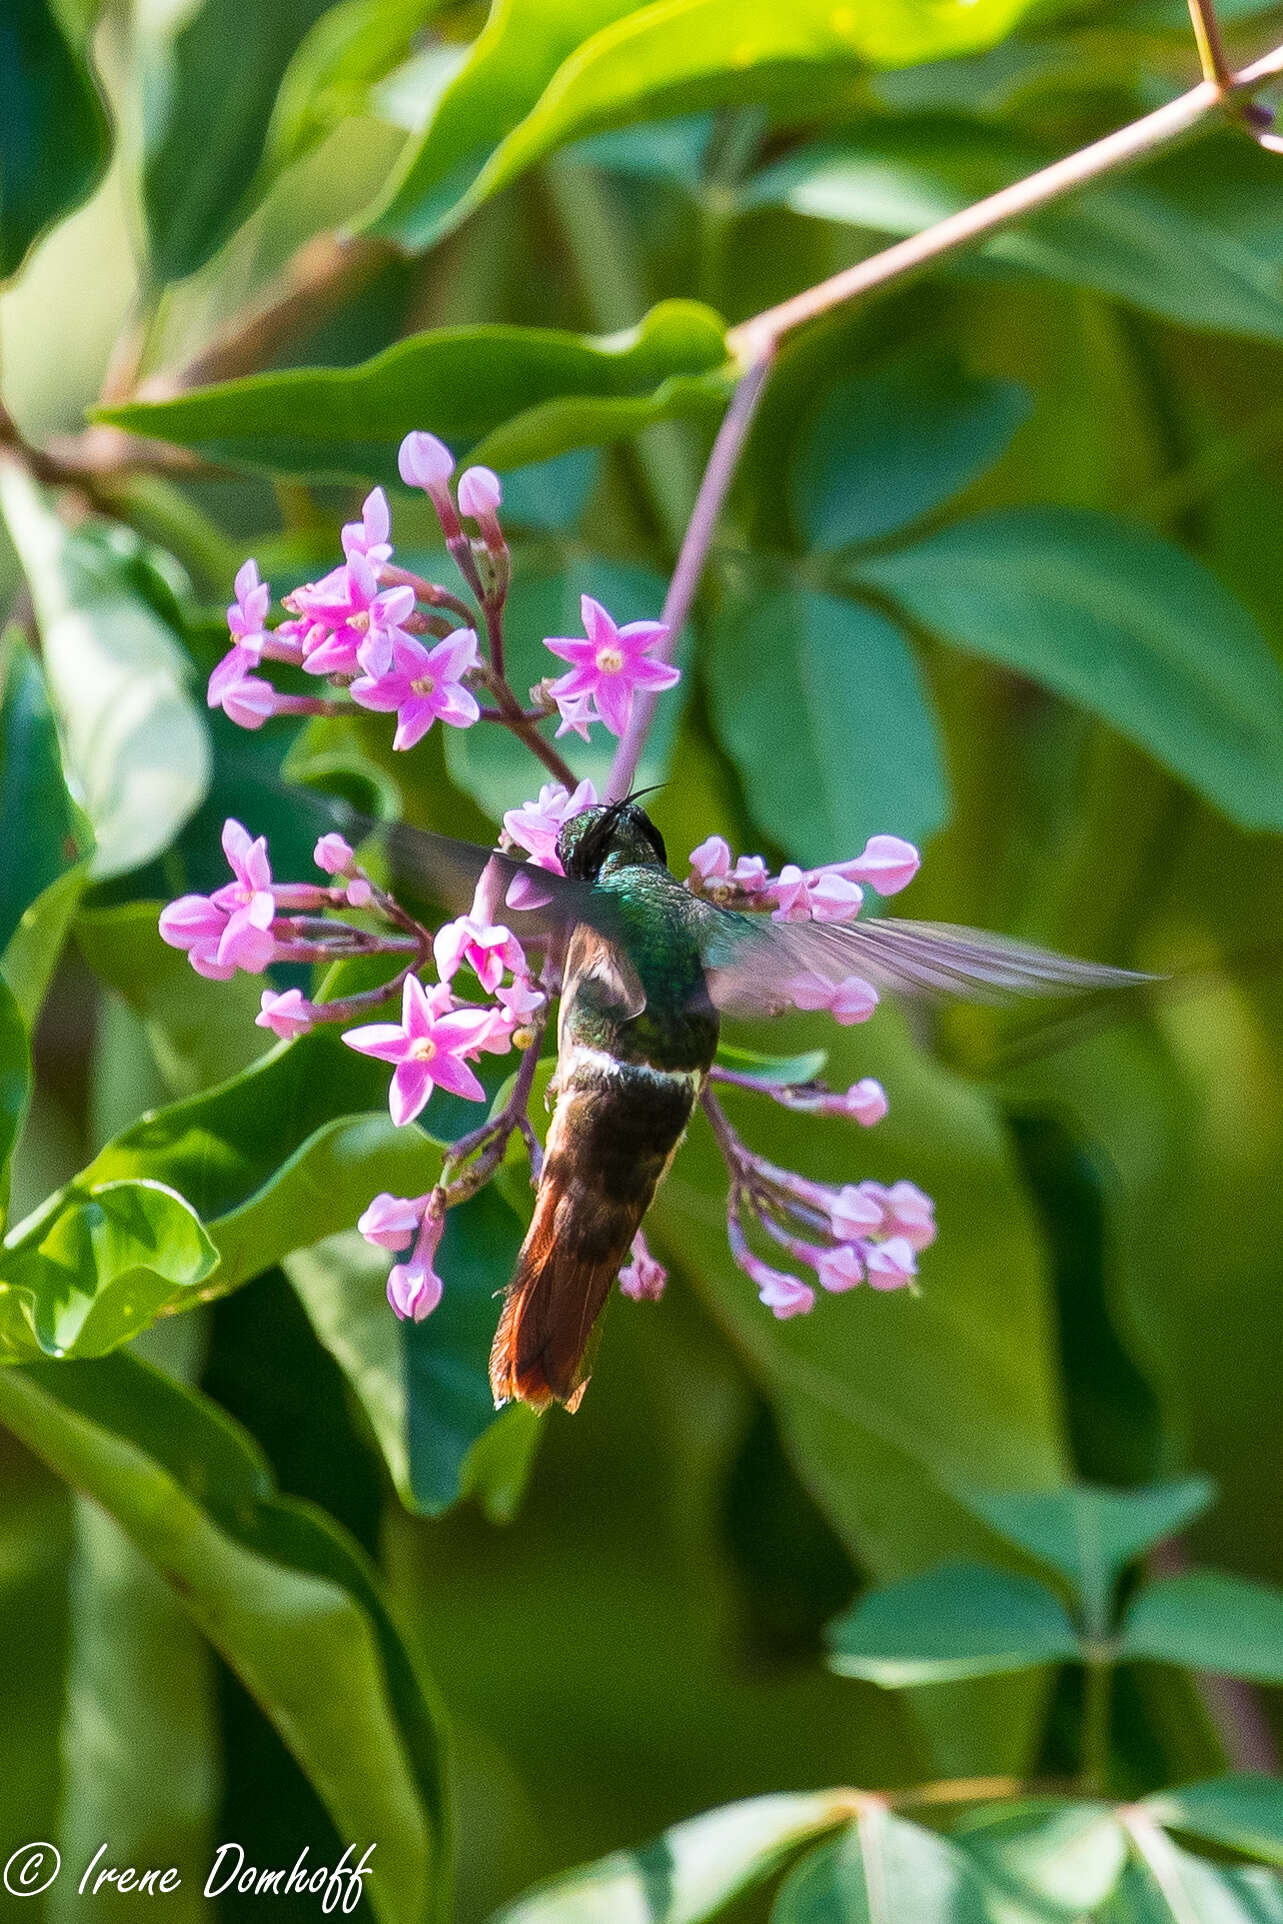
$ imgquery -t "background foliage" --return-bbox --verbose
[5,0,1283,1917]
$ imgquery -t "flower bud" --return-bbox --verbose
[458,465,502,518]
[398,431,454,491]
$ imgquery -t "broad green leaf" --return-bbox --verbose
[95,303,731,484]
[499,447,602,532]
[1145,1778,1283,1870]
[854,510,1283,833]
[1107,1831,1283,1923]
[368,0,1038,251]
[953,1800,1128,1920]
[2,862,91,1027]
[955,1479,1216,1633]
[55,1498,216,1920]
[137,0,337,282]
[715,1042,829,1087]
[0,626,91,955]
[288,1194,540,1521]
[76,901,267,1096]
[0,0,110,281]
[827,1561,1081,1686]
[0,977,30,1228]
[266,0,439,174]
[0,1178,218,1361]
[707,585,948,866]
[0,470,211,879]
[772,1810,996,1924]
[750,123,1283,345]
[1122,1571,1283,1683]
[493,1789,857,1924]
[445,553,688,813]
[0,1351,449,1924]
[793,358,1030,551]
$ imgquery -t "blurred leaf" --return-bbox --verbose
[0,471,211,880]
[707,585,948,865]
[772,1809,998,1923]
[953,1800,1128,1921]
[445,552,688,812]
[0,1351,449,1924]
[369,0,1038,251]
[751,123,1283,344]
[138,0,337,282]
[55,1498,216,1920]
[827,1561,1081,1686]
[1122,1570,1283,1683]
[954,1479,1216,1632]
[0,977,30,1221]
[0,0,110,281]
[493,1789,857,1924]
[715,1042,829,1086]
[792,358,1031,551]
[1104,1835,1283,1923]
[285,1229,412,1495]
[267,0,439,173]
[76,900,267,1096]
[0,626,91,954]
[498,447,602,532]
[95,302,731,483]
[0,1178,218,1361]
[1143,1778,1283,1869]
[2,863,91,1028]
[854,509,1283,832]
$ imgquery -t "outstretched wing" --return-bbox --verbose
[697,908,1154,1017]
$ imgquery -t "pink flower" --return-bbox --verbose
[433,916,526,993]
[458,466,501,518]
[503,780,598,869]
[830,1184,886,1243]
[256,988,315,1041]
[544,595,679,738]
[839,1078,888,1126]
[552,689,598,741]
[770,865,864,924]
[346,877,373,908]
[340,488,392,564]
[689,836,731,884]
[816,1243,864,1293]
[214,673,285,730]
[228,559,270,657]
[827,835,921,897]
[297,557,414,680]
[865,1180,937,1251]
[158,893,235,980]
[619,1240,667,1301]
[399,431,454,492]
[358,1191,428,1252]
[865,1237,918,1291]
[350,628,480,749]
[785,972,879,1025]
[208,819,278,973]
[756,1266,817,1319]
[494,976,545,1032]
[315,833,354,875]
[342,974,491,1125]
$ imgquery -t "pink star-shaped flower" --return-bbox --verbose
[256,988,314,1041]
[340,488,392,565]
[543,595,679,738]
[208,819,278,973]
[350,628,480,750]
[503,780,599,869]
[342,975,491,1125]
[433,915,526,993]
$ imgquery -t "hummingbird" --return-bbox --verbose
[374,795,1147,1414]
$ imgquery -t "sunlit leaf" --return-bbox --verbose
[0,1352,449,1924]
[827,1561,1081,1686]
[953,1799,1128,1920]
[772,1810,998,1923]
[0,978,30,1232]
[95,303,731,484]
[1144,1778,1283,1870]
[854,510,1283,832]
[1106,1829,1283,1923]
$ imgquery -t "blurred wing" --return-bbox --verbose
[699,910,1154,1017]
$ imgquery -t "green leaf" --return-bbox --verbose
[715,1042,829,1087]
[2,863,91,1028]
[0,977,30,1228]
[853,509,1283,833]
[138,0,337,282]
[793,357,1030,551]
[368,0,1038,252]
[954,1800,1127,1921]
[1144,1778,1283,1870]
[954,1479,1216,1632]
[0,470,211,879]
[445,553,688,813]
[751,123,1283,345]
[826,1561,1081,1686]
[493,1789,857,1924]
[706,585,948,865]
[1122,1571,1283,1683]
[0,0,110,281]
[266,0,439,175]
[94,303,731,484]
[1106,1834,1283,1923]
[0,626,91,955]
[0,1179,218,1361]
[773,1810,997,1924]
[0,1351,449,1924]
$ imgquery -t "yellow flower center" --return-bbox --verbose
[406,1036,438,1063]
[595,646,624,675]
[352,611,370,631]
[411,674,437,696]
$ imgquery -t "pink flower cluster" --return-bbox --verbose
[542,595,678,740]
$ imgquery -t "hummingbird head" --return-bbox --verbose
[557,798,668,880]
